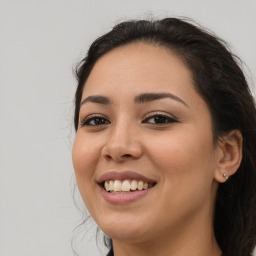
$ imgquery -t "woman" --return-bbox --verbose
[72,18,256,256]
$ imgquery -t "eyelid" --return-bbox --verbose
[142,111,177,122]
[79,113,110,127]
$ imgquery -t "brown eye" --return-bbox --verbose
[81,116,110,127]
[143,114,177,125]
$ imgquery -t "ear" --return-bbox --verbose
[214,130,243,183]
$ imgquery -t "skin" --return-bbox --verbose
[72,43,242,256]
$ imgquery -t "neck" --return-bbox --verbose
[112,226,221,256]
[112,200,221,256]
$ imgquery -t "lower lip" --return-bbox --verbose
[99,186,154,204]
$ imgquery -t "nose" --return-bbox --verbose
[101,120,143,162]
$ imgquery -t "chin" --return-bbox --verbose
[96,214,151,243]
[104,227,148,243]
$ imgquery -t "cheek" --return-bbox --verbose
[157,125,213,165]
[72,133,101,203]
[144,130,216,225]
[73,135,94,176]
[146,127,216,196]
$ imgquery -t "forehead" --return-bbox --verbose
[82,42,196,101]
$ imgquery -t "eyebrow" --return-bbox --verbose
[80,95,112,106]
[134,92,189,107]
[80,92,188,107]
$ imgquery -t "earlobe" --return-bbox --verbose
[214,130,243,183]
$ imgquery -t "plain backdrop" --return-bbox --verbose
[0,0,255,255]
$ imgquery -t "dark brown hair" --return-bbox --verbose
[74,18,256,256]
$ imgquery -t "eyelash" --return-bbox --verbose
[80,112,177,127]
[80,114,110,127]
[142,112,177,125]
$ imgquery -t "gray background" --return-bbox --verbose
[0,0,255,255]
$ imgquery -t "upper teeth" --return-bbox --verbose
[104,180,152,192]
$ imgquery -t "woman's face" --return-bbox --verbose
[72,43,220,243]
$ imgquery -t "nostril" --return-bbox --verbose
[104,155,112,160]
[103,153,133,161]
[123,154,132,158]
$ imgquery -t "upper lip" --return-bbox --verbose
[97,170,157,184]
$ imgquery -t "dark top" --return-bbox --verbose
[106,247,251,256]
[106,247,114,256]
[107,250,225,256]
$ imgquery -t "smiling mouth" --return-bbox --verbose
[102,180,156,193]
